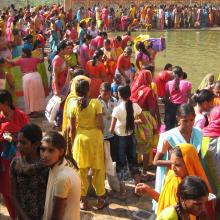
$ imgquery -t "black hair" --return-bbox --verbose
[75,80,90,110]
[33,39,41,50]
[116,36,122,42]
[72,68,85,78]
[136,41,151,59]
[100,82,111,92]
[20,123,42,144]
[0,89,15,109]
[57,40,67,54]
[82,34,92,43]
[118,85,134,133]
[92,49,104,66]
[182,72,187,80]
[0,56,4,64]
[164,63,172,70]
[143,64,155,76]
[22,48,32,58]
[173,66,183,91]
[192,89,214,105]
[177,176,209,201]
[104,39,111,45]
[176,103,195,117]
[171,146,183,158]
[42,131,78,169]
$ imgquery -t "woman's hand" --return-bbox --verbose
[135,183,148,196]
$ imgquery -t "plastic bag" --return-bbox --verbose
[104,140,116,176]
[45,95,62,123]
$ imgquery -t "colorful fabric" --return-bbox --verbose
[131,70,156,110]
[155,70,171,98]
[153,127,202,211]
[201,137,220,199]
[156,206,178,220]
[0,108,29,218]
[166,79,192,104]
[85,61,105,98]
[71,99,104,170]
[37,62,49,96]
[13,57,41,73]
[157,143,210,219]
[135,111,158,154]
[198,74,214,90]
[10,157,49,220]
[52,55,68,93]
[61,75,91,136]
[22,72,45,114]
[203,106,220,137]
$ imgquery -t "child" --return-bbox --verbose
[98,82,117,161]
[40,131,81,220]
[111,73,122,100]
[109,85,147,196]
[98,82,120,193]
[10,124,49,220]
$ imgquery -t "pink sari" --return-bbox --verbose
[203,106,220,137]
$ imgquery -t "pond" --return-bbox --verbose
[117,29,220,90]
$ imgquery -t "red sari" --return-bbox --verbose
[131,70,156,111]
[85,60,106,98]
[0,108,29,219]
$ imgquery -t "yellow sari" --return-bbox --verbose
[157,143,211,220]
[61,75,91,135]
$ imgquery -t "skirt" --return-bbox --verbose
[23,72,45,114]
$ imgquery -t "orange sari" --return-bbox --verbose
[85,60,106,98]
[157,143,213,220]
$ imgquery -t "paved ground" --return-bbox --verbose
[0,174,156,220]
[0,112,156,220]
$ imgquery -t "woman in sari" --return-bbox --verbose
[7,48,45,117]
[102,39,117,83]
[0,90,29,219]
[85,49,107,98]
[130,70,158,178]
[201,106,220,211]
[62,68,90,139]
[156,176,210,220]
[153,103,202,210]
[136,144,214,219]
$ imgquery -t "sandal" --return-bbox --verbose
[93,197,108,210]
[80,197,89,210]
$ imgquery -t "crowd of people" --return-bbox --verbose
[0,2,220,220]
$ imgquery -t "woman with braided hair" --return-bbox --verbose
[69,79,106,210]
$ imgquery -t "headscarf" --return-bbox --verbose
[61,75,91,135]
[157,143,211,219]
[130,70,152,107]
[203,106,220,137]
[198,74,215,90]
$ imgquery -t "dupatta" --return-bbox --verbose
[157,143,211,219]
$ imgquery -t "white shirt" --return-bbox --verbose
[98,96,117,139]
[43,159,81,220]
[112,101,142,136]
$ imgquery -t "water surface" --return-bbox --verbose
[138,30,220,89]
